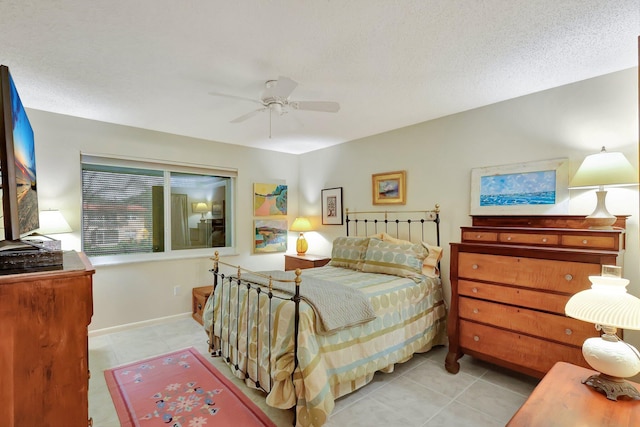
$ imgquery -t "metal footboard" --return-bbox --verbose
[208,252,301,422]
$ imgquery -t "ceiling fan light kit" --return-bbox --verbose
[210,76,340,137]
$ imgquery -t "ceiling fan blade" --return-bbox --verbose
[290,101,340,113]
[264,76,298,99]
[209,91,262,105]
[230,108,265,123]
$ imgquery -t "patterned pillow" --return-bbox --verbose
[422,242,443,277]
[328,236,370,270]
[361,238,428,279]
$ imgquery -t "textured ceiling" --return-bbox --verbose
[1,1,638,154]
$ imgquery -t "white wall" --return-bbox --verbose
[27,67,639,344]
[28,110,301,330]
[299,67,640,348]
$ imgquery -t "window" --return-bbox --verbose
[81,155,235,261]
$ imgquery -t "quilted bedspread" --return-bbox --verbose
[203,265,447,427]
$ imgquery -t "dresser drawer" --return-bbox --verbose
[458,252,600,294]
[460,226,624,251]
[458,280,570,314]
[459,320,589,376]
[560,234,618,250]
[459,297,596,347]
[498,232,559,246]
[462,231,498,243]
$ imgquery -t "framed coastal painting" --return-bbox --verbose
[254,219,287,253]
[253,183,287,216]
[470,158,569,215]
[321,187,343,225]
[372,170,406,205]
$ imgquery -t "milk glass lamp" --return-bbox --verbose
[565,265,640,401]
[569,147,638,229]
[290,217,312,255]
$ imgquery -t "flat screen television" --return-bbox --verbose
[0,64,39,242]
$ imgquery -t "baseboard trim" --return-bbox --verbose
[89,312,192,337]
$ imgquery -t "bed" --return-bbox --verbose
[203,206,447,426]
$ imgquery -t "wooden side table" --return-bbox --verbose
[507,361,640,426]
[284,254,331,271]
[192,285,213,325]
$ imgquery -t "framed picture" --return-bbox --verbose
[321,187,343,225]
[211,201,224,219]
[253,183,287,216]
[470,158,569,215]
[254,219,287,253]
[372,170,406,205]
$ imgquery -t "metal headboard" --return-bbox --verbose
[345,204,441,246]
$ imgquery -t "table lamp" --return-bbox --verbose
[565,265,640,401]
[38,209,72,235]
[26,209,73,250]
[569,147,638,229]
[290,217,312,255]
[192,202,210,222]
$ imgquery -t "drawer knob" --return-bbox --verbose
[582,239,588,244]
[542,238,547,243]
[473,335,480,342]
[565,329,573,335]
[507,236,512,241]
[472,264,479,270]
[472,287,478,293]
[476,234,482,239]
[565,274,573,281]
[473,308,479,314]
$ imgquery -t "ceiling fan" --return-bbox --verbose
[210,76,340,137]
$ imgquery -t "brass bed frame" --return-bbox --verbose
[208,205,441,424]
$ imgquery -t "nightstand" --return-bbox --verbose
[284,254,331,271]
[507,361,640,426]
[192,285,213,325]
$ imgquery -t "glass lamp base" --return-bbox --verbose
[296,234,308,255]
[583,373,640,401]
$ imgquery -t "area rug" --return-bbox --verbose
[104,347,277,427]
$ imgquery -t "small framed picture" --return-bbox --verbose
[254,219,287,253]
[372,171,406,205]
[253,182,287,216]
[321,187,343,225]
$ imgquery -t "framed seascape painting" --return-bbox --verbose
[321,187,343,225]
[470,158,569,215]
[372,170,406,205]
[254,219,287,253]
[253,183,287,216]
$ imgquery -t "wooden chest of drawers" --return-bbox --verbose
[1,251,94,427]
[192,285,213,326]
[445,216,625,379]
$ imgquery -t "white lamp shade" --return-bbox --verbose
[290,217,312,232]
[569,147,638,188]
[565,275,640,330]
[37,210,72,234]
[192,202,210,214]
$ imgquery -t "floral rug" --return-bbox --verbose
[104,347,276,427]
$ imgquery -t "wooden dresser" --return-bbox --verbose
[0,251,95,427]
[445,215,626,379]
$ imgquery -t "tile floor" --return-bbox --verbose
[88,315,540,427]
